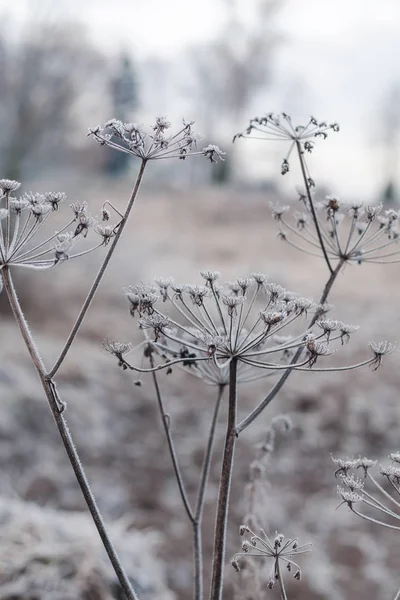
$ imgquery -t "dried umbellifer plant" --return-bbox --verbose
[0,118,224,600]
[1,110,397,600]
[101,113,396,600]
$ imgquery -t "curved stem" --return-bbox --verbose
[49,159,147,378]
[2,267,138,600]
[295,141,333,274]
[193,385,224,600]
[209,359,238,600]
[149,353,195,523]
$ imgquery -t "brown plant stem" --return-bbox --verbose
[150,354,224,600]
[209,359,238,600]
[2,266,139,600]
[193,384,224,600]
[295,140,333,274]
[149,353,194,522]
[49,159,147,378]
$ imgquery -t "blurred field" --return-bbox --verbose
[0,177,399,600]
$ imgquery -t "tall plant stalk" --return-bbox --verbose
[2,266,139,600]
[209,359,238,600]
[49,159,147,378]
[150,351,224,600]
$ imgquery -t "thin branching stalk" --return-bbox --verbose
[2,266,138,600]
[150,349,224,600]
[210,359,238,600]
[193,385,224,600]
[149,353,195,522]
[236,258,344,434]
[49,159,147,378]
[276,561,288,600]
[295,140,333,274]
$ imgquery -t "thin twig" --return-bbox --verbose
[149,352,195,523]
[49,159,147,378]
[295,140,333,274]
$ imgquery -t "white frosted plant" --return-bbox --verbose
[97,112,398,600]
[2,108,398,600]
[334,455,400,600]
[232,526,312,600]
[0,118,222,600]
[104,267,389,600]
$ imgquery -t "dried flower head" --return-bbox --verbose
[232,525,311,589]
[0,182,109,283]
[334,454,400,532]
[88,118,224,163]
[369,341,396,370]
[274,192,400,265]
[234,113,339,174]
[108,271,376,382]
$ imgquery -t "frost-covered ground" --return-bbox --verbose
[0,179,399,600]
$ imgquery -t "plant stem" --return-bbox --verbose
[49,159,147,378]
[209,360,238,600]
[2,266,139,600]
[276,562,288,600]
[149,353,194,522]
[193,385,224,600]
[295,140,333,274]
[236,259,344,435]
[394,587,400,600]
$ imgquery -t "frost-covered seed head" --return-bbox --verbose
[340,473,365,491]
[202,144,226,163]
[95,224,115,245]
[200,270,220,284]
[337,486,363,507]
[102,339,132,356]
[154,277,174,301]
[44,192,66,211]
[389,452,400,464]
[0,179,21,192]
[380,464,400,483]
[251,272,268,285]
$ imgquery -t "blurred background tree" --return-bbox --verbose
[379,83,400,206]
[0,14,106,180]
[104,52,138,175]
[182,0,283,184]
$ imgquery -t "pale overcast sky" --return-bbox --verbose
[2,0,400,198]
